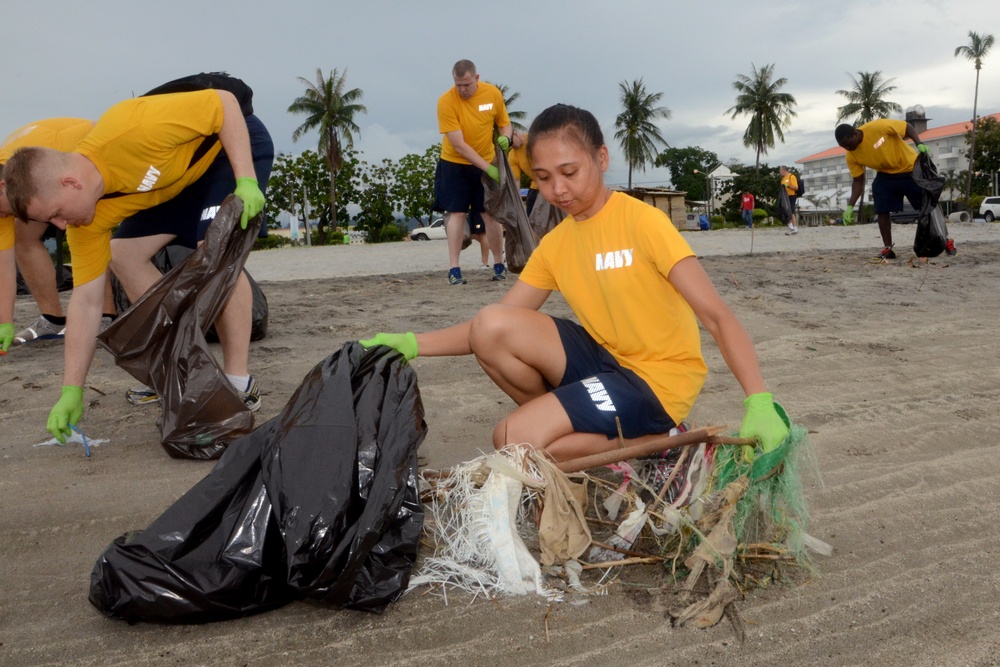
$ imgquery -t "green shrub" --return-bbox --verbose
[752,208,768,221]
[970,195,985,213]
[253,234,294,251]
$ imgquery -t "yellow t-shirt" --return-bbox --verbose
[518,191,707,421]
[782,173,798,196]
[437,81,509,165]
[845,118,918,177]
[0,118,93,251]
[508,138,536,189]
[68,90,227,284]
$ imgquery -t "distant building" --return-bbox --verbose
[795,106,998,212]
[617,186,690,228]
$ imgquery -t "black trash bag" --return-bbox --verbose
[112,245,268,342]
[527,195,566,243]
[89,342,426,624]
[98,197,261,459]
[911,152,949,258]
[776,186,793,225]
[482,143,537,273]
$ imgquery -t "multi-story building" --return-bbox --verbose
[795,106,998,213]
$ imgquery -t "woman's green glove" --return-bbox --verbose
[47,385,84,443]
[739,392,789,453]
[359,332,418,361]
[0,322,14,353]
[842,204,854,225]
[234,177,265,229]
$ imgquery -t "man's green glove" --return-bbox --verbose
[234,177,265,230]
[0,322,14,353]
[496,136,510,154]
[916,143,929,153]
[47,385,84,444]
[739,392,789,454]
[359,332,418,362]
[485,165,500,183]
[842,204,854,225]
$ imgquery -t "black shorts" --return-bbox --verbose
[113,114,275,248]
[872,171,924,215]
[434,159,486,215]
[549,318,675,439]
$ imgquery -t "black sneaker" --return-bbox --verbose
[878,246,897,260]
[945,238,957,256]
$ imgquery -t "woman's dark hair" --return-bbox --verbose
[527,104,604,160]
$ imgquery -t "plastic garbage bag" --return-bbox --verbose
[98,196,260,459]
[527,195,566,243]
[776,187,793,225]
[482,143,537,273]
[89,342,426,624]
[911,152,949,258]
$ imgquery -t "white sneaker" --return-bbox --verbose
[478,263,491,270]
[13,315,65,344]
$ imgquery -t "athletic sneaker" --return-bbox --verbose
[126,384,160,405]
[491,263,507,281]
[448,268,467,285]
[478,263,491,270]
[13,315,65,345]
[945,238,957,256]
[240,376,262,412]
[878,246,897,260]
[784,228,798,235]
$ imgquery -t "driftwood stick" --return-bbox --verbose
[590,539,659,560]
[580,557,660,570]
[557,426,726,473]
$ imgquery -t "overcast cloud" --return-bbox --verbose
[6,1,999,187]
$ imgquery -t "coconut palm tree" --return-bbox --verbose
[726,63,797,173]
[288,68,367,228]
[491,82,527,131]
[955,30,995,204]
[835,71,903,125]
[613,78,671,190]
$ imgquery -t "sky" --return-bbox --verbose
[5,1,999,189]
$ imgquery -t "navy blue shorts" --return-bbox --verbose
[872,171,924,215]
[434,159,486,215]
[114,114,275,248]
[550,318,675,439]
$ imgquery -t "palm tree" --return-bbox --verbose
[955,30,995,204]
[835,71,903,125]
[613,78,671,190]
[491,82,527,131]
[726,63,797,173]
[288,68,367,228]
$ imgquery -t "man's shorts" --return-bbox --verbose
[113,114,275,249]
[434,159,486,215]
[787,195,797,210]
[550,317,676,440]
[468,210,486,235]
[872,171,924,214]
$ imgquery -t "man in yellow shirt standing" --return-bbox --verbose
[3,89,272,442]
[435,59,512,285]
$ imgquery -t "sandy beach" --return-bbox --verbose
[2,221,1000,666]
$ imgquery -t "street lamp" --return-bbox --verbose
[693,166,717,218]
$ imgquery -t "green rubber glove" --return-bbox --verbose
[47,385,84,444]
[842,204,854,225]
[739,392,789,454]
[496,136,510,154]
[0,322,13,353]
[234,177,265,230]
[359,332,418,362]
[485,165,500,183]
[916,143,928,153]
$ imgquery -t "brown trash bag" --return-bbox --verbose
[98,196,261,460]
[481,144,536,273]
[527,195,565,243]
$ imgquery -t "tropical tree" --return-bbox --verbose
[492,83,528,131]
[654,146,720,200]
[288,68,367,228]
[955,30,995,203]
[835,71,903,125]
[613,78,671,190]
[394,144,440,226]
[726,63,797,173]
[717,162,782,220]
[964,116,1000,196]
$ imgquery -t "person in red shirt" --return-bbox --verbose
[741,191,755,229]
